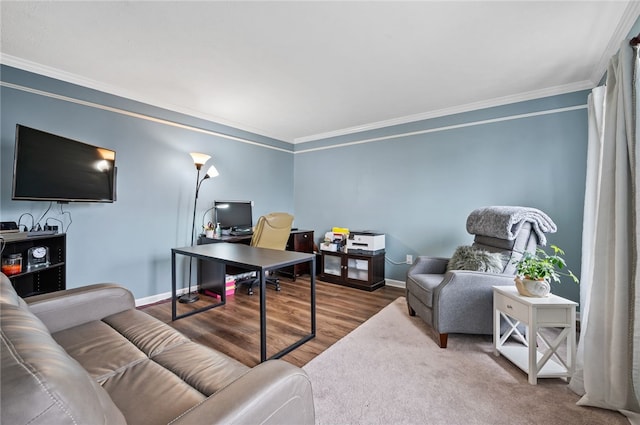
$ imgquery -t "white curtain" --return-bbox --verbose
[570,39,640,423]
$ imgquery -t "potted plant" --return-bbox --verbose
[513,244,579,297]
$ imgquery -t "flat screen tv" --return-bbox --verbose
[214,200,253,231]
[12,124,117,203]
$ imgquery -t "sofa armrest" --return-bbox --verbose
[170,359,314,425]
[436,270,516,297]
[432,270,516,333]
[26,284,135,333]
[407,256,449,276]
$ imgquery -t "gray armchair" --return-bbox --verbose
[406,207,556,348]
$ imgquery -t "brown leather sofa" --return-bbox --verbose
[0,272,315,425]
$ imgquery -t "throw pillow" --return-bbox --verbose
[447,245,504,273]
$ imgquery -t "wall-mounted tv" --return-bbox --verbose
[12,124,117,203]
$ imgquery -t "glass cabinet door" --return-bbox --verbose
[322,253,342,276]
[346,257,370,282]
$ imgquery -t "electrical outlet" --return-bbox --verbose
[406,254,413,265]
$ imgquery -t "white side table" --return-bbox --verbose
[493,285,577,385]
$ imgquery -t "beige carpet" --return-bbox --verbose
[303,297,628,425]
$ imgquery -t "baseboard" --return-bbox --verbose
[136,278,405,306]
[135,287,189,307]
[385,278,406,289]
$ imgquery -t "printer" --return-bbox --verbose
[346,231,385,255]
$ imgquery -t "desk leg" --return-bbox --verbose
[260,270,267,362]
[172,253,227,321]
[265,257,316,361]
[171,250,177,321]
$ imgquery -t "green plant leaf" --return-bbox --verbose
[513,245,579,284]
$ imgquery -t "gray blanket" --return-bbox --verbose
[466,206,557,246]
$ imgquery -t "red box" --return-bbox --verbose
[203,280,236,299]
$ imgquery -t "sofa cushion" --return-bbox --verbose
[52,320,148,383]
[51,307,251,425]
[100,358,206,425]
[0,304,126,425]
[104,309,250,393]
[53,308,250,393]
[102,309,188,356]
[153,340,249,396]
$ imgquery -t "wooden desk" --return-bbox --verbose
[171,243,316,362]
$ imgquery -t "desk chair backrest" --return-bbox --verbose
[250,212,294,250]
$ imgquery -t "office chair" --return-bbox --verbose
[242,212,294,295]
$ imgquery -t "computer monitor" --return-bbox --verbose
[214,200,253,231]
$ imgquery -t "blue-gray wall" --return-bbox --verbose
[294,92,589,303]
[0,67,599,305]
[1,66,294,299]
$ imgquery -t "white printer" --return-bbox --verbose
[346,231,385,255]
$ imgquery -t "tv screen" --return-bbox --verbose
[214,200,253,230]
[12,125,117,203]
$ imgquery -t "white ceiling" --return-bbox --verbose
[1,1,638,144]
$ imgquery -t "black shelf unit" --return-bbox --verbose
[318,250,385,291]
[279,230,314,280]
[2,233,66,297]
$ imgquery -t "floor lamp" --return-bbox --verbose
[179,152,219,304]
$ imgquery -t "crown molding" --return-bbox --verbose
[293,80,593,144]
[0,53,287,143]
[1,79,293,154]
[1,54,102,92]
[589,1,640,85]
[294,104,587,154]
[0,48,605,147]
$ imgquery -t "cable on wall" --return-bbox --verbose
[59,204,72,233]
[34,201,53,230]
[17,213,34,232]
[385,256,411,266]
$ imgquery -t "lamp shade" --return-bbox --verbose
[189,152,211,169]
[205,165,219,178]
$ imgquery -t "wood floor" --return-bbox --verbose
[140,275,405,368]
